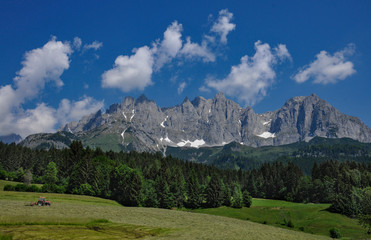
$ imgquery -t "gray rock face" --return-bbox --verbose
[26,93,371,151]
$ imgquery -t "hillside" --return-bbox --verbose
[167,137,371,172]
[0,183,329,240]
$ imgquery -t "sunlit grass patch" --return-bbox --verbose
[190,198,367,239]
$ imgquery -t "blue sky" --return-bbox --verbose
[1,0,371,138]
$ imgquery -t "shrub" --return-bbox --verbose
[74,183,96,196]
[54,185,66,194]
[26,185,41,192]
[3,185,15,191]
[329,228,341,238]
[42,183,56,193]
[14,183,27,192]
[359,214,371,234]
[287,220,294,228]
[0,169,7,180]
[242,190,252,208]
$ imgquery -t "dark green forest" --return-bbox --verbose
[0,140,370,231]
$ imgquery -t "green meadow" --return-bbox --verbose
[0,180,331,240]
[190,198,368,239]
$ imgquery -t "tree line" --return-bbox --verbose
[0,140,370,228]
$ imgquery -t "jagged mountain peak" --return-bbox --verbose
[191,96,207,107]
[27,93,371,152]
[136,94,152,104]
[215,92,226,99]
[182,96,191,104]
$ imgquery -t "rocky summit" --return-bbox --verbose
[21,93,371,152]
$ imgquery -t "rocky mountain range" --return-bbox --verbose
[20,93,371,153]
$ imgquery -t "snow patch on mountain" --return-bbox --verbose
[177,139,205,148]
[257,132,276,138]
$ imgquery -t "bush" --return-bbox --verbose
[6,172,17,181]
[0,169,7,180]
[54,185,66,194]
[287,220,294,228]
[14,183,27,192]
[329,228,341,238]
[242,190,252,208]
[359,214,371,234]
[3,185,15,191]
[74,183,96,196]
[26,185,41,192]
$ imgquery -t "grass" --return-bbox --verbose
[0,180,42,190]
[190,198,368,239]
[0,181,331,239]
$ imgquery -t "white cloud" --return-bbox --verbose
[199,85,211,92]
[57,96,104,125]
[0,85,17,117]
[14,36,72,101]
[0,37,104,138]
[73,37,82,50]
[153,21,183,70]
[293,44,356,84]
[206,41,290,106]
[180,37,215,62]
[274,44,292,61]
[15,104,58,137]
[211,9,236,44]
[101,46,154,92]
[177,82,187,94]
[101,10,236,93]
[83,41,103,51]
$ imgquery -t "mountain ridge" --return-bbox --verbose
[20,93,371,152]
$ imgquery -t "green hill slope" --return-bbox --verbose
[167,137,371,173]
[0,182,328,240]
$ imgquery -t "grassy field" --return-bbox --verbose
[0,180,43,190]
[190,198,368,239]
[0,180,330,239]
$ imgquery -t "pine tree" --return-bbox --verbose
[110,164,142,206]
[231,183,243,208]
[185,169,201,209]
[205,175,222,208]
[222,182,232,207]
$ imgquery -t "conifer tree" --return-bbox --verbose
[185,169,202,209]
[206,175,222,208]
[231,183,243,208]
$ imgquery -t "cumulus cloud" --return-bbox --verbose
[101,9,236,93]
[180,37,215,62]
[0,37,103,138]
[73,37,82,50]
[293,44,356,84]
[205,41,290,106]
[211,9,236,44]
[153,21,183,70]
[57,96,104,125]
[101,46,154,92]
[14,104,58,137]
[177,82,187,94]
[274,44,292,61]
[83,40,103,51]
[14,37,72,101]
